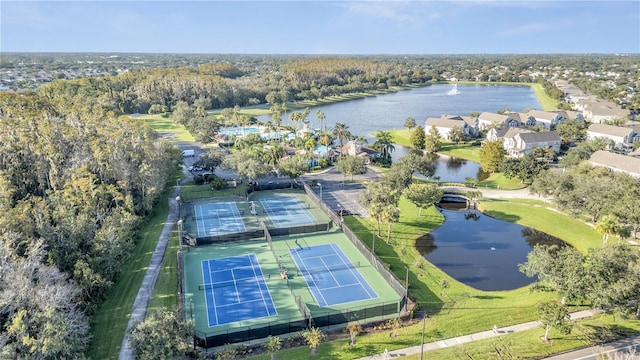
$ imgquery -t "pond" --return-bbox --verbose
[392,146,486,183]
[415,206,566,291]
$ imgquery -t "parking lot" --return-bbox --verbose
[302,167,381,218]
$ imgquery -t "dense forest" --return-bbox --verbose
[0,91,178,358]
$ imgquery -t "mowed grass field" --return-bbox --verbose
[134,114,195,142]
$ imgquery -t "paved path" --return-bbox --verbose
[354,310,602,360]
[118,165,191,360]
[540,335,640,359]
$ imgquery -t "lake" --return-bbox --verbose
[258,83,540,182]
[259,83,541,139]
[415,207,567,291]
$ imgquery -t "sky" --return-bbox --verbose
[1,1,639,54]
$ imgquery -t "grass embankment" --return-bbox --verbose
[478,200,602,253]
[88,169,182,359]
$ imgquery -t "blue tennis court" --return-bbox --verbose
[260,197,317,227]
[201,254,277,327]
[194,202,246,237]
[290,243,378,307]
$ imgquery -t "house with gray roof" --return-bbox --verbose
[588,150,640,178]
[586,123,637,150]
[526,110,567,129]
[502,130,561,158]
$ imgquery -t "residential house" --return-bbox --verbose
[424,115,478,140]
[502,129,561,158]
[486,126,531,142]
[339,140,379,164]
[552,110,585,122]
[577,99,630,123]
[588,150,640,178]
[526,110,567,129]
[505,112,537,127]
[477,112,521,130]
[586,123,637,150]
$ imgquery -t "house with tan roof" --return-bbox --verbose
[502,129,561,158]
[477,112,521,130]
[586,123,638,150]
[588,150,640,178]
[339,140,379,164]
[425,116,478,140]
[576,99,630,123]
[526,110,567,129]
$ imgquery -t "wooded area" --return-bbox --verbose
[0,91,178,358]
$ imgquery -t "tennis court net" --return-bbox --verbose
[198,277,261,291]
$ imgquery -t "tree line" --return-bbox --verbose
[0,91,177,358]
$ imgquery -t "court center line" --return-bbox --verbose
[230,267,241,304]
[318,255,341,290]
[330,243,378,299]
[292,250,328,307]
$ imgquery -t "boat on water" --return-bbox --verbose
[447,84,460,95]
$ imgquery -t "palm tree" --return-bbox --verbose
[332,122,351,154]
[595,214,621,247]
[269,104,283,141]
[316,110,326,133]
[380,203,400,244]
[373,130,395,159]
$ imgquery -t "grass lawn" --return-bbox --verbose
[148,227,180,311]
[87,169,182,359]
[478,200,602,253]
[135,114,195,142]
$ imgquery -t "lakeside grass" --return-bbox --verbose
[478,200,602,253]
[87,169,182,359]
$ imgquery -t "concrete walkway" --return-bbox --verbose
[118,168,190,360]
[354,310,601,360]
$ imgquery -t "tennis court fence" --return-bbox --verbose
[303,183,408,307]
[193,300,400,349]
[196,230,264,245]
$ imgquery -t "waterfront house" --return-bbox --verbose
[526,110,567,129]
[502,129,561,158]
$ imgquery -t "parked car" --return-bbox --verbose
[336,209,352,216]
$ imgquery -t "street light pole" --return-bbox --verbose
[175,195,182,221]
[404,266,409,312]
[190,298,196,350]
[372,227,375,254]
[319,183,322,201]
[177,219,183,252]
[420,313,426,360]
